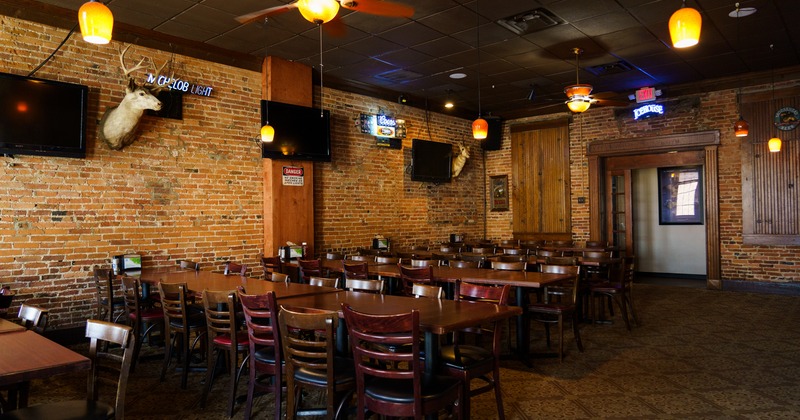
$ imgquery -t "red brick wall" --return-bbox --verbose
[0,18,264,327]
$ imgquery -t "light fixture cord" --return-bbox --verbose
[770,43,776,137]
[476,0,481,117]
[29,23,78,77]
[735,3,742,116]
[264,18,269,124]
[319,24,324,117]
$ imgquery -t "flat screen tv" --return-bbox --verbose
[260,100,331,162]
[0,72,88,158]
[411,139,452,183]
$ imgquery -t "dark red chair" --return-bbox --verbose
[342,304,462,420]
[529,264,584,362]
[237,289,282,420]
[297,258,322,284]
[397,264,435,297]
[120,276,164,370]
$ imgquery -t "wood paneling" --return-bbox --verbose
[511,121,570,237]
[740,93,800,245]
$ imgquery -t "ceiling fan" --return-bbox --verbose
[563,47,627,113]
[235,0,414,26]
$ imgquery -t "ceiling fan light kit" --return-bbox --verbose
[78,0,113,45]
[297,0,340,24]
[669,1,702,48]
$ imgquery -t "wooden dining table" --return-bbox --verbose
[278,291,522,373]
[318,259,572,365]
[0,330,91,409]
[0,318,25,334]
[129,267,340,298]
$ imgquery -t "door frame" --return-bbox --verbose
[586,130,721,289]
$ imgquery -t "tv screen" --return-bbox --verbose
[0,72,88,158]
[411,139,452,183]
[260,100,331,162]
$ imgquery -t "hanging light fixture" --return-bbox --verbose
[78,0,114,45]
[768,44,781,153]
[297,0,340,24]
[260,18,275,143]
[565,48,593,113]
[472,0,487,139]
[669,0,702,48]
[732,3,749,137]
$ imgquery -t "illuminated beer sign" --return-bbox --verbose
[633,103,664,120]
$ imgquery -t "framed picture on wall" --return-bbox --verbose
[658,166,704,225]
[490,175,509,211]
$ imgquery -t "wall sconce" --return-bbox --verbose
[78,0,114,45]
[669,1,702,48]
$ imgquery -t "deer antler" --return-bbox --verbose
[119,45,147,79]
[148,59,172,94]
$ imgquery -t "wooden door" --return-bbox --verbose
[511,120,571,239]
[605,169,633,255]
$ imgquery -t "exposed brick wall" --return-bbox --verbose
[0,17,264,327]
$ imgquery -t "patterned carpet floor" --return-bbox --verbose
[18,282,800,419]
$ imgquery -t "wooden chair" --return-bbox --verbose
[345,278,384,294]
[410,245,430,251]
[237,289,282,420]
[585,240,609,249]
[93,266,124,324]
[341,304,462,420]
[398,264,435,297]
[375,256,400,265]
[348,254,374,262]
[298,259,322,284]
[325,252,345,261]
[343,261,371,291]
[178,260,200,270]
[17,304,48,334]
[590,255,638,330]
[200,290,249,417]
[529,265,584,362]
[440,282,511,419]
[0,288,14,320]
[120,277,164,370]
[449,260,479,269]
[500,239,519,248]
[490,260,527,271]
[224,261,248,276]
[498,254,527,262]
[0,320,134,420]
[259,254,282,278]
[270,272,290,283]
[545,256,579,266]
[411,283,444,299]
[309,276,339,288]
[440,246,462,253]
[410,258,440,267]
[431,252,458,264]
[503,247,525,255]
[158,282,206,389]
[278,306,355,420]
[459,254,487,268]
[471,246,495,255]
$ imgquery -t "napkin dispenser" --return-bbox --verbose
[115,254,142,271]
[450,234,464,243]
[281,245,304,260]
[372,238,389,250]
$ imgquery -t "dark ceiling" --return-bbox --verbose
[6,0,800,120]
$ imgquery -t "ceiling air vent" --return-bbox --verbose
[497,8,565,35]
[585,61,633,76]
[374,69,423,83]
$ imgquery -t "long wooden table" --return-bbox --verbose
[0,318,25,334]
[0,330,91,408]
[130,268,340,298]
[279,291,522,373]
[318,260,572,365]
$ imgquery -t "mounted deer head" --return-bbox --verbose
[98,45,170,150]
[452,142,470,178]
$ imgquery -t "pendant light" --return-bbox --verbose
[472,0,487,140]
[565,48,592,113]
[78,0,113,45]
[669,0,702,48]
[732,3,748,137]
[260,18,274,143]
[767,44,781,153]
[297,0,339,24]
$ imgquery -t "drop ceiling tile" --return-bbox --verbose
[154,20,218,43]
[547,0,625,22]
[412,37,473,57]
[570,11,641,37]
[418,5,481,36]
[168,4,239,34]
[375,48,436,68]
[378,22,445,47]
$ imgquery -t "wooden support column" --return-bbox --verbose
[262,56,316,257]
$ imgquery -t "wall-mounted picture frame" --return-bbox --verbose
[658,166,704,225]
[490,175,509,211]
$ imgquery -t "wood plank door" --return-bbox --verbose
[511,120,571,239]
[606,169,633,255]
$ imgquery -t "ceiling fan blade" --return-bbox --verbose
[325,15,348,37]
[235,3,299,25]
[592,98,629,107]
[339,0,414,18]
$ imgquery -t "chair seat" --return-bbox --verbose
[0,399,114,420]
[129,307,164,322]
[529,302,574,314]
[253,346,279,364]
[439,344,493,369]
[294,356,355,387]
[212,331,250,347]
[364,374,461,404]
[591,282,624,293]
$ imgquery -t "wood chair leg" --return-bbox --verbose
[572,311,584,353]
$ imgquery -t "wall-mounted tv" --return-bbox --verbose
[260,100,331,162]
[411,139,452,183]
[0,72,88,159]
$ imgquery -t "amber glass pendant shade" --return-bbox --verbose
[78,1,114,45]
